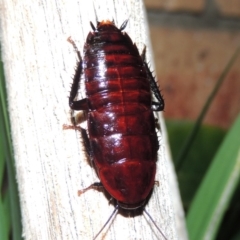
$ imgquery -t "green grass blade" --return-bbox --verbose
[0,49,11,240]
[0,186,11,240]
[186,114,240,240]
[0,48,22,240]
[175,45,240,172]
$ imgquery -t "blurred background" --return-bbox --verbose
[145,0,240,128]
[144,0,240,239]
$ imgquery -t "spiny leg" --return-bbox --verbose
[66,38,105,199]
[63,124,91,158]
[145,62,164,111]
[63,126,103,196]
[141,46,164,111]
[67,37,88,111]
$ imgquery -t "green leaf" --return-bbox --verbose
[175,45,240,172]
[186,114,240,240]
[0,46,22,240]
[0,190,11,240]
[166,120,226,210]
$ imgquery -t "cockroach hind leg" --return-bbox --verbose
[77,182,104,196]
[62,124,91,157]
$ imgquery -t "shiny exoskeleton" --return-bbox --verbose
[69,20,164,210]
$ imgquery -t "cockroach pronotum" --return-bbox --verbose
[65,19,166,239]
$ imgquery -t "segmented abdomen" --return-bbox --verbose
[84,27,158,205]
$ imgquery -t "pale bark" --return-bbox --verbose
[0,0,186,239]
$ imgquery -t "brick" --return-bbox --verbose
[149,25,240,128]
[145,0,206,12]
[215,0,240,17]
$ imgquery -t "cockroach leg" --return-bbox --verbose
[67,37,81,61]
[151,101,164,111]
[70,111,87,125]
[68,37,89,111]
[154,180,159,187]
[143,61,164,111]
[77,182,104,196]
[70,98,88,111]
[63,124,91,158]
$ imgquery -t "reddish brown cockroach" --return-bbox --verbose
[66,19,166,239]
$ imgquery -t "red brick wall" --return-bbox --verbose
[145,0,240,129]
[145,0,205,12]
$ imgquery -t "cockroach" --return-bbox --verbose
[65,19,166,239]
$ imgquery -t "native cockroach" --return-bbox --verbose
[65,19,166,239]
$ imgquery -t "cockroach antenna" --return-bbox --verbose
[119,19,129,31]
[93,205,119,240]
[92,1,99,26]
[144,209,168,240]
[90,21,96,31]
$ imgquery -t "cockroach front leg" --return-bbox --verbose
[141,46,165,112]
[68,37,88,111]
[145,63,164,111]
